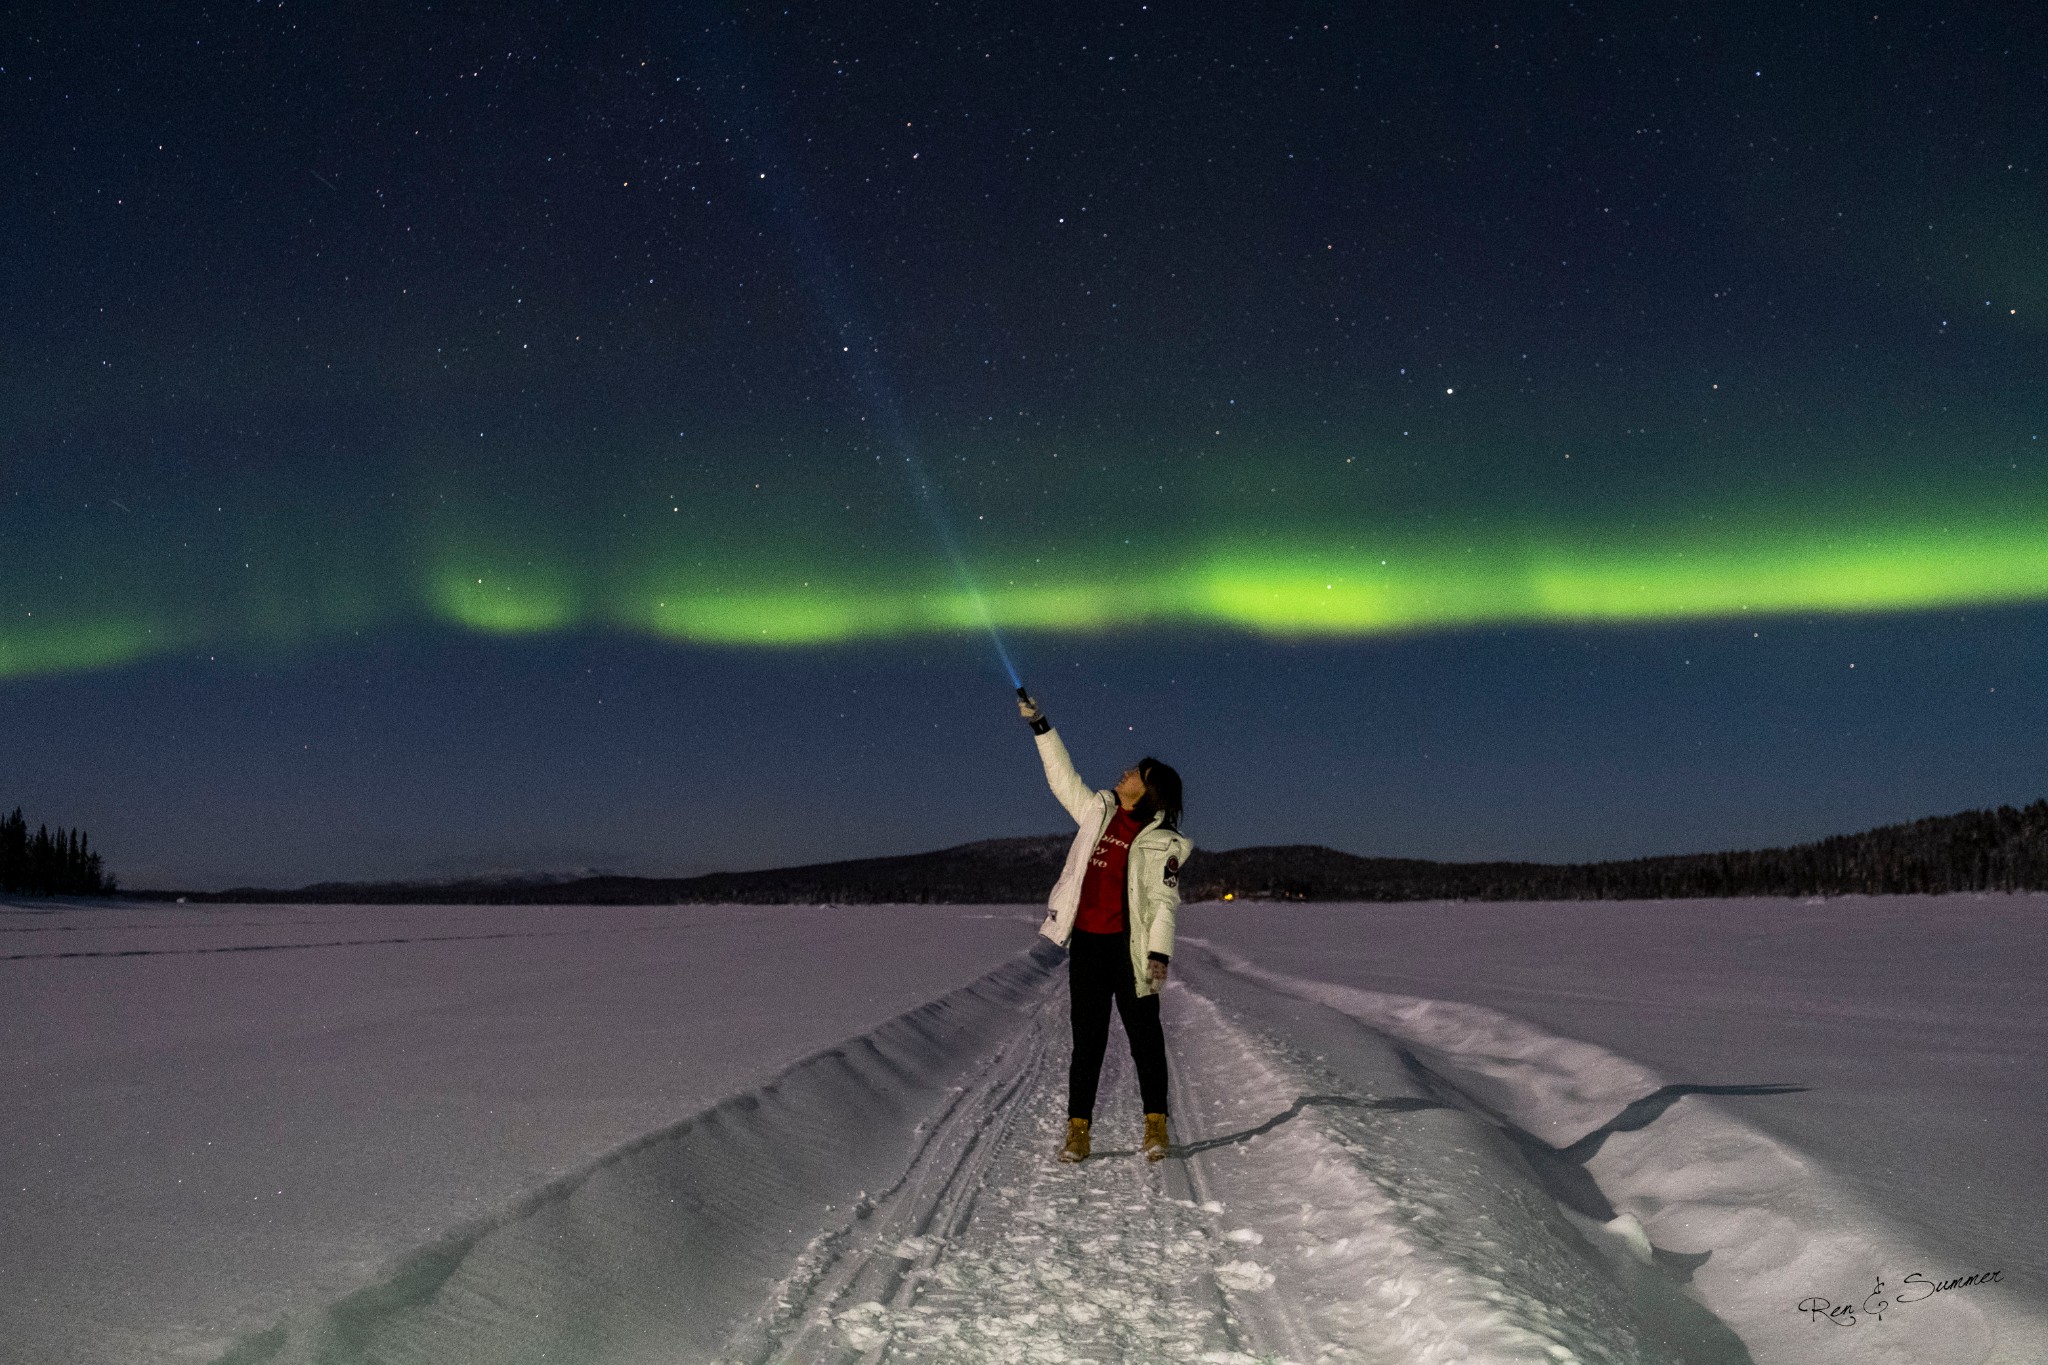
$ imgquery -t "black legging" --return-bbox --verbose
[1067,928,1170,1119]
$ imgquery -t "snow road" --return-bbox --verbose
[760,954,1707,1365]
[215,941,2042,1365]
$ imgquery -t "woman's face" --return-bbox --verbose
[1115,764,1148,808]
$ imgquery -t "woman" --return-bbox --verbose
[1018,692,1191,1163]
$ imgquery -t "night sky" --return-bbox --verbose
[7,3,2048,889]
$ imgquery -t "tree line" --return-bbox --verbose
[179,798,2048,904]
[0,808,114,895]
[1187,799,2048,901]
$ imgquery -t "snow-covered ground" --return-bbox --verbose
[4,895,2042,1363]
[1180,896,2048,1287]
[0,902,1030,1364]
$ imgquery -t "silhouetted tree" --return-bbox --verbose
[0,806,113,895]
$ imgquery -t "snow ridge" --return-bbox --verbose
[1182,939,2046,1365]
[210,952,1061,1365]
[1170,954,1708,1365]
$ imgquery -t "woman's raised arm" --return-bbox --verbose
[1018,694,1097,824]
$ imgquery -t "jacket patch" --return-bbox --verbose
[1163,855,1180,887]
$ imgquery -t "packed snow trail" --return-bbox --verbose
[762,1025,1243,1362]
[746,956,1712,1365]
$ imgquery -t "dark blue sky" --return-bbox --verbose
[5,2,2046,887]
[12,605,2045,888]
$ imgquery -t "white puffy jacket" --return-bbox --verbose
[1032,727,1194,998]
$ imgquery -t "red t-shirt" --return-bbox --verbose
[1074,806,1144,934]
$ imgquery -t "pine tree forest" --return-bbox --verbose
[0,808,114,895]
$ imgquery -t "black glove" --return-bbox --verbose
[1027,937,1067,970]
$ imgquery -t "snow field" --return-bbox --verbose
[20,897,2037,1363]
[0,900,1038,1365]
[1185,941,2048,1365]
[1176,893,2048,1284]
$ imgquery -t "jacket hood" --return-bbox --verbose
[1136,811,1193,858]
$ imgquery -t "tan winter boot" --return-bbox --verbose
[1059,1117,1091,1163]
[1143,1112,1171,1162]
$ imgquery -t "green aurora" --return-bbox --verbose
[9,0,2048,692]
[7,449,2046,681]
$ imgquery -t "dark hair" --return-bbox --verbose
[1132,757,1183,832]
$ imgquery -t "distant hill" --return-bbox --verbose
[146,798,2048,904]
[176,837,1076,905]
